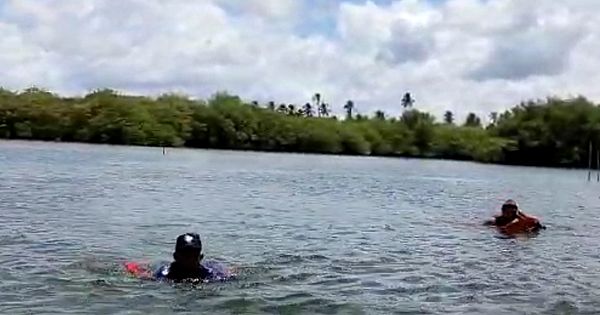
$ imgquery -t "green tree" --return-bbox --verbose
[400,109,435,129]
[401,92,415,109]
[303,103,313,117]
[464,113,482,128]
[319,102,330,117]
[489,112,498,126]
[313,93,321,117]
[3,86,598,168]
[444,110,454,124]
[344,100,354,120]
[287,104,296,116]
[277,104,287,113]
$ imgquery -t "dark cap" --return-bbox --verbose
[175,233,202,253]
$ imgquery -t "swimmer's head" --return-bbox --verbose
[173,233,203,268]
[501,199,519,217]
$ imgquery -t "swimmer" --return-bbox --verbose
[484,199,545,233]
[153,233,233,283]
[484,199,520,226]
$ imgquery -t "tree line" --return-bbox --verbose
[0,87,599,168]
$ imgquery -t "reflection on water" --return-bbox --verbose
[1,140,600,314]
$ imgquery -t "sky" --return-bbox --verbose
[1,0,600,121]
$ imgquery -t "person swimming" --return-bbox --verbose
[484,199,545,233]
[151,233,233,283]
[484,199,520,226]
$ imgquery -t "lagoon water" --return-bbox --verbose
[1,140,600,314]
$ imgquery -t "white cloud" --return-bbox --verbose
[468,0,586,80]
[1,0,600,122]
[216,0,299,20]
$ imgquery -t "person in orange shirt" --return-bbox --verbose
[484,199,545,234]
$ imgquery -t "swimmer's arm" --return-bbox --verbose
[498,218,523,233]
[483,218,496,226]
[124,262,154,279]
[517,214,544,230]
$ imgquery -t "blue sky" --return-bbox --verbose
[1,0,599,121]
[226,0,446,38]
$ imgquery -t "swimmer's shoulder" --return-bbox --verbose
[154,264,171,280]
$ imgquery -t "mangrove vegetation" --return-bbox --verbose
[0,87,599,168]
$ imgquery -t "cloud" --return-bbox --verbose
[376,19,434,64]
[216,0,299,20]
[469,1,586,80]
[1,0,600,122]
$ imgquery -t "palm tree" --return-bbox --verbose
[303,103,313,117]
[313,93,321,117]
[344,100,354,120]
[319,102,330,117]
[401,92,415,109]
[444,110,454,124]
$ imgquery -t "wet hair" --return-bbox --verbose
[174,233,202,254]
[501,199,519,211]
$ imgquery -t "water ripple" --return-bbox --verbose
[1,141,600,314]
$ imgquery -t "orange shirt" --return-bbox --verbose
[499,213,540,234]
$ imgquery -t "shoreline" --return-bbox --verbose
[1,89,596,171]
[0,138,588,172]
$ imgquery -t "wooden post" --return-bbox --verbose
[588,142,592,181]
[596,150,600,182]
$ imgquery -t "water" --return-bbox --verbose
[1,140,600,314]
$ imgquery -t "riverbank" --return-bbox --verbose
[1,87,599,168]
